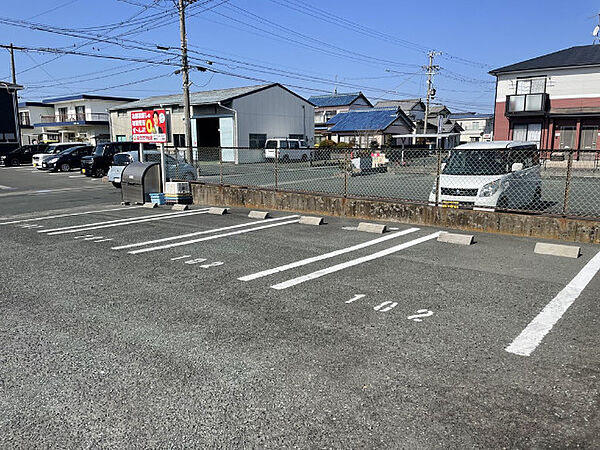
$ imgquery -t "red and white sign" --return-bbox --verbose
[131,109,167,143]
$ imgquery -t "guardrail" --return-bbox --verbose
[163,146,600,221]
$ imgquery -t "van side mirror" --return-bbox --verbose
[511,162,524,172]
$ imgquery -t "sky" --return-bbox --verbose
[1,0,599,113]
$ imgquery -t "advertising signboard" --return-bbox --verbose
[131,109,167,143]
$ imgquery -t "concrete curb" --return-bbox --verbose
[208,207,229,215]
[299,216,324,225]
[534,242,581,258]
[248,210,270,220]
[438,231,475,245]
[143,202,158,208]
[172,204,189,211]
[357,222,387,234]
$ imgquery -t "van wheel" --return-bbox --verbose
[60,163,71,172]
[10,158,20,166]
[94,168,105,178]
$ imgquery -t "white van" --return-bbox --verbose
[32,142,84,168]
[429,141,542,211]
[264,138,312,162]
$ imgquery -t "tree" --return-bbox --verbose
[318,139,337,148]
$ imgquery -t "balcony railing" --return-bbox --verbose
[505,93,549,116]
[38,112,109,123]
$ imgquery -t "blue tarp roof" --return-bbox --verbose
[327,108,406,132]
[308,92,362,107]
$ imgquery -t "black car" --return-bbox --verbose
[80,141,156,177]
[41,145,94,172]
[0,144,50,166]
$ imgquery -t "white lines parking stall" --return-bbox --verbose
[239,228,419,282]
[0,206,143,225]
[112,215,301,251]
[128,217,301,255]
[271,232,442,290]
[41,209,211,235]
[505,250,600,357]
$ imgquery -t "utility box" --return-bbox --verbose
[121,162,161,204]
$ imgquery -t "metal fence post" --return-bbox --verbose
[434,149,442,206]
[274,151,278,191]
[562,150,573,216]
[219,147,223,185]
[343,149,349,197]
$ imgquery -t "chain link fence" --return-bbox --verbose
[165,145,600,221]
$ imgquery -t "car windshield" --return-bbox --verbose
[47,146,64,155]
[265,141,277,149]
[442,150,509,176]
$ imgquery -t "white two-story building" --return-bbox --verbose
[19,94,137,145]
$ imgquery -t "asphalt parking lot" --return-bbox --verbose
[1,165,599,448]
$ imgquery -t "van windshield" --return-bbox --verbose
[113,153,132,165]
[93,144,107,156]
[443,150,509,176]
[265,141,277,149]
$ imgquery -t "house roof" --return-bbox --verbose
[41,94,138,104]
[490,45,600,75]
[428,105,451,115]
[374,98,424,110]
[308,92,372,107]
[111,83,311,111]
[18,101,52,108]
[449,112,493,120]
[327,108,413,132]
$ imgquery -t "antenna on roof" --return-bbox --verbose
[593,13,600,44]
[334,75,338,94]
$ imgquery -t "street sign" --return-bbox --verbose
[131,109,167,143]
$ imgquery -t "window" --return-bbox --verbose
[170,105,184,114]
[289,141,299,149]
[289,134,304,140]
[76,105,86,121]
[580,126,598,150]
[116,135,127,142]
[117,110,127,117]
[173,134,186,147]
[513,123,541,147]
[324,110,337,121]
[58,107,68,122]
[279,140,289,149]
[516,78,546,94]
[19,111,30,126]
[249,133,266,148]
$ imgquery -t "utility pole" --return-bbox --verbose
[9,43,16,84]
[178,0,193,164]
[422,50,441,136]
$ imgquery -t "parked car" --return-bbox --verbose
[41,145,94,171]
[32,142,84,168]
[107,150,196,188]
[429,141,542,211]
[264,138,312,162]
[81,142,156,178]
[0,144,50,166]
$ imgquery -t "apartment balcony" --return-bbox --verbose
[35,112,109,126]
[505,93,549,116]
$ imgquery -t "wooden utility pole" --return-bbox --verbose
[9,43,16,84]
[178,0,193,164]
[422,51,441,136]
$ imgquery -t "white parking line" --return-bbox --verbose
[270,231,442,290]
[112,215,300,250]
[239,228,419,282]
[45,209,211,235]
[170,255,192,261]
[505,251,600,357]
[128,218,301,255]
[93,239,113,243]
[0,206,144,226]
[69,175,85,178]
[84,236,103,240]
[0,184,14,190]
[39,208,210,234]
